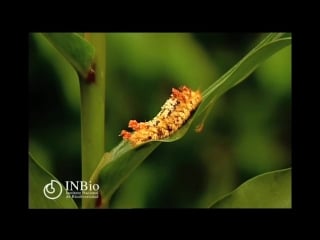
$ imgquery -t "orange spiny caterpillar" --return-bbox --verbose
[120,86,202,146]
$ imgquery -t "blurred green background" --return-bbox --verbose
[29,33,291,208]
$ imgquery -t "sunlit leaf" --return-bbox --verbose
[29,153,78,209]
[210,168,291,208]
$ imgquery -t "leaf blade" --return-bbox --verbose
[210,168,291,208]
[42,33,95,79]
[29,153,78,209]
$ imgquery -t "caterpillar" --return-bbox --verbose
[120,86,202,146]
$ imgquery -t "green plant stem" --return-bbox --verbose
[80,33,106,208]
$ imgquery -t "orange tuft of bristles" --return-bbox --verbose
[120,86,202,146]
[128,120,140,130]
[120,130,131,140]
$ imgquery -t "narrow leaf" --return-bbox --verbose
[210,168,291,208]
[29,153,78,209]
[42,33,95,79]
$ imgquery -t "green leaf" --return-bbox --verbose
[210,168,291,208]
[85,141,161,208]
[42,33,95,79]
[29,153,78,209]
[91,33,291,207]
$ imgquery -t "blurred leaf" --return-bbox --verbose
[42,33,95,79]
[30,33,80,111]
[29,153,78,209]
[107,33,216,89]
[29,138,53,173]
[85,141,161,208]
[91,33,291,207]
[210,168,291,208]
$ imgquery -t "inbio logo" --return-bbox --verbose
[43,180,100,200]
[43,180,63,200]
